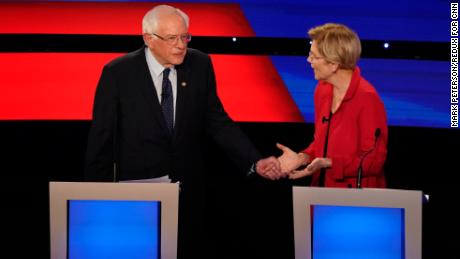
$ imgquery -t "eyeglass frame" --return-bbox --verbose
[307,51,325,61]
[151,33,192,45]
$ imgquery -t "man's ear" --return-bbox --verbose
[142,34,152,47]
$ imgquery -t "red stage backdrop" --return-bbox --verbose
[0,2,303,122]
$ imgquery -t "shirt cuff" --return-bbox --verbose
[246,162,257,176]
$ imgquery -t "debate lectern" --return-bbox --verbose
[293,187,422,259]
[49,182,179,259]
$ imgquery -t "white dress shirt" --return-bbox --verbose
[145,47,177,125]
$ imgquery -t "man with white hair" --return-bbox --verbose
[85,4,284,258]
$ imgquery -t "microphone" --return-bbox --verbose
[113,162,117,182]
[356,128,381,188]
[319,111,333,186]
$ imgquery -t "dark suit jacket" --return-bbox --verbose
[84,47,261,184]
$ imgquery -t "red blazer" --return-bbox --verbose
[303,67,387,188]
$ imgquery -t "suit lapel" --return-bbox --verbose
[173,61,190,141]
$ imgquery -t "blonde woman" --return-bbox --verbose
[278,23,388,188]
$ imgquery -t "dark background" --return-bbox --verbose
[1,121,459,258]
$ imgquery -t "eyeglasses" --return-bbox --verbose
[152,33,192,45]
[308,51,324,61]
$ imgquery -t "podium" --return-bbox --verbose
[293,187,422,259]
[49,182,179,259]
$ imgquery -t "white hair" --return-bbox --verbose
[142,5,189,34]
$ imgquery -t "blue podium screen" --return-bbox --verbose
[68,200,161,259]
[312,205,405,259]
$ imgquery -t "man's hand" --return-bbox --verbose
[255,156,285,180]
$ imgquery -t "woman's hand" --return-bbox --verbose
[289,157,331,179]
[276,143,309,173]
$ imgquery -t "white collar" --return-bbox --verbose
[145,47,174,78]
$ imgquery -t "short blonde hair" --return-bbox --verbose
[308,23,361,70]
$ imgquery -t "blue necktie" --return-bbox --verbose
[161,68,174,132]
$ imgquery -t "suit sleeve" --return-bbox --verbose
[329,92,388,180]
[203,55,262,172]
[84,65,119,181]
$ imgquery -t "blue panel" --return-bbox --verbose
[240,0,448,41]
[312,205,404,259]
[270,56,315,123]
[68,200,161,259]
[271,56,450,128]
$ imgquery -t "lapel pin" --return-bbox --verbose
[181,82,187,87]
